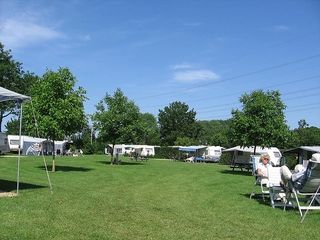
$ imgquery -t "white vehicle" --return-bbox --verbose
[0,132,10,154]
[223,146,282,166]
[8,135,45,153]
[205,146,223,162]
[8,135,68,155]
[107,144,155,157]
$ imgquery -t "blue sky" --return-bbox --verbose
[0,0,319,129]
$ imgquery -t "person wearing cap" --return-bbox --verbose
[280,153,320,189]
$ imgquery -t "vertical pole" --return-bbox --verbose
[17,102,23,195]
[90,126,93,145]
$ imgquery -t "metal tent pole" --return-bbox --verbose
[16,102,23,195]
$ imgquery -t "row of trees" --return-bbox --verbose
[1,42,320,165]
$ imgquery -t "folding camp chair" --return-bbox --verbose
[284,153,320,222]
[250,155,269,201]
[267,167,286,208]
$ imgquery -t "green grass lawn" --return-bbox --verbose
[0,155,319,240]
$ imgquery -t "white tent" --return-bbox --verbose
[0,87,51,195]
[283,146,320,165]
[0,87,31,102]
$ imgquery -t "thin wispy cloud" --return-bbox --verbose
[0,18,63,48]
[170,63,194,70]
[174,69,220,83]
[273,25,290,32]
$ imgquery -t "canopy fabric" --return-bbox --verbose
[223,146,273,153]
[0,87,31,102]
[178,146,207,152]
[284,146,320,154]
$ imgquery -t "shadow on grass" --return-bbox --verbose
[241,193,274,207]
[96,160,145,166]
[220,169,252,176]
[0,179,46,192]
[37,165,93,172]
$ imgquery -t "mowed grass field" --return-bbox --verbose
[0,155,319,240]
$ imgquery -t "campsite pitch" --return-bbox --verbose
[0,155,319,239]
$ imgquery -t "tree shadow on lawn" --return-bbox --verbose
[220,169,252,177]
[96,160,145,166]
[37,165,93,172]
[0,179,46,192]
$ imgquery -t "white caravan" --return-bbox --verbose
[8,135,68,155]
[205,146,223,162]
[223,146,282,166]
[8,135,45,153]
[107,144,155,157]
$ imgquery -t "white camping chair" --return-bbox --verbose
[284,153,320,222]
[250,155,269,201]
[267,167,286,208]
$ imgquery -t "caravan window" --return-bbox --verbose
[116,148,122,153]
[10,140,20,145]
[273,151,281,158]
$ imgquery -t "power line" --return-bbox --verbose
[136,53,320,100]
[194,86,319,113]
[140,74,320,110]
[198,104,320,121]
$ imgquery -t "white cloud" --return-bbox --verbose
[0,18,63,48]
[174,69,220,83]
[273,25,290,32]
[170,63,194,70]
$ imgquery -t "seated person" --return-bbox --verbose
[256,154,271,178]
[281,153,320,190]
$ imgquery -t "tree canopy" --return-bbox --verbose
[158,101,201,146]
[139,113,160,145]
[198,120,231,147]
[229,90,290,153]
[293,119,320,146]
[0,42,37,131]
[92,89,142,163]
[23,68,87,171]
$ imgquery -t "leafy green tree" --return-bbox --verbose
[139,113,160,145]
[229,90,290,153]
[0,42,37,131]
[198,120,231,147]
[298,119,309,129]
[5,118,24,135]
[158,101,201,146]
[92,88,142,164]
[174,136,196,146]
[23,68,87,172]
[71,124,94,154]
[294,124,320,146]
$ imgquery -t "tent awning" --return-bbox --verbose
[283,146,320,154]
[0,87,31,102]
[178,146,207,152]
